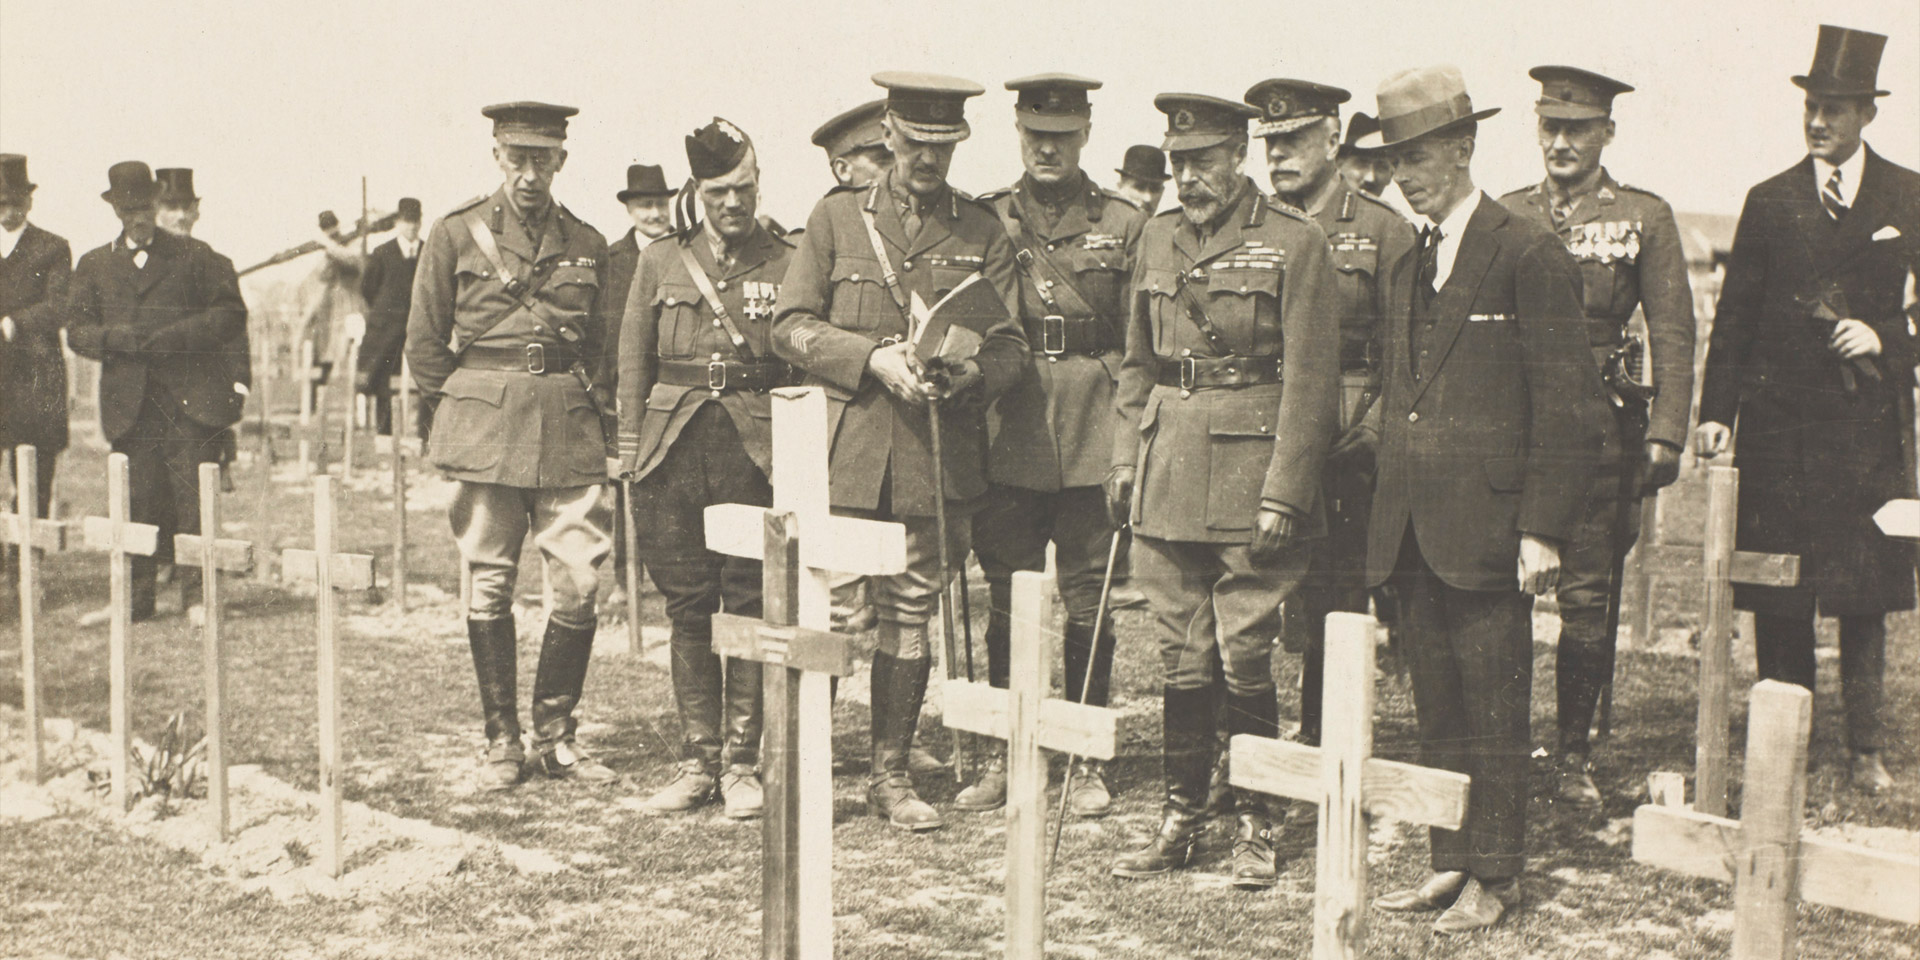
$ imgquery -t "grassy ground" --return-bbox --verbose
[1,432,1915,960]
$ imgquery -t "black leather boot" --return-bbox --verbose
[530,619,615,782]
[468,617,524,791]
[642,620,726,811]
[720,655,765,819]
[1113,686,1214,878]
[1227,689,1284,887]
[1062,620,1115,707]
[868,647,942,831]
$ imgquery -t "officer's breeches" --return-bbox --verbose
[450,481,610,627]
[1133,533,1308,696]
[829,500,975,654]
[973,484,1114,625]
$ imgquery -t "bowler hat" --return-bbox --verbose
[1364,65,1499,148]
[616,165,673,202]
[396,197,423,221]
[1793,24,1890,97]
[1116,144,1169,183]
[155,167,198,203]
[0,154,34,200]
[100,160,160,206]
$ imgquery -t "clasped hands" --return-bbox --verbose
[866,341,979,405]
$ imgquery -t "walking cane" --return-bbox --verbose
[928,395,968,781]
[1049,525,1126,871]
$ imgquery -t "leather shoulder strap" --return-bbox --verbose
[671,238,755,360]
[857,200,912,319]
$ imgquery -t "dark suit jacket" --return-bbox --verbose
[357,237,419,385]
[1698,147,1920,616]
[1365,193,1614,591]
[66,230,250,439]
[0,223,73,451]
[602,229,645,396]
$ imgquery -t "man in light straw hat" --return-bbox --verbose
[1358,65,1612,932]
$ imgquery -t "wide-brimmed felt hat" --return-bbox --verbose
[1116,144,1169,183]
[1793,24,1890,97]
[101,160,160,206]
[1340,113,1382,155]
[1359,65,1500,149]
[0,154,35,200]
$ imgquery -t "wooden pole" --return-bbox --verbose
[341,337,360,480]
[107,453,135,813]
[16,446,44,783]
[197,463,230,840]
[1621,494,1660,648]
[257,325,276,465]
[314,475,343,877]
[392,358,409,610]
[1697,465,1738,817]
[1315,612,1376,960]
[298,339,315,475]
[1005,571,1049,960]
[623,483,642,654]
[1732,681,1811,960]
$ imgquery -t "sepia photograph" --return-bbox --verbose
[1,1,1917,957]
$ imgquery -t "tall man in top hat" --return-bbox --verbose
[773,72,1027,832]
[0,154,71,529]
[1499,66,1696,807]
[357,197,424,438]
[1697,25,1918,795]
[617,120,794,819]
[1360,67,1613,932]
[152,168,249,496]
[602,163,677,615]
[1113,145,1169,215]
[956,73,1147,819]
[812,100,894,192]
[406,102,617,791]
[1245,78,1416,751]
[67,162,251,620]
[1105,93,1340,888]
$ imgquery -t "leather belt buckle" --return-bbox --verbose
[1041,315,1066,356]
[503,277,529,298]
[1179,356,1197,390]
[525,343,546,374]
[707,360,728,391]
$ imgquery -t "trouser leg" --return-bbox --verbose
[1752,611,1818,691]
[449,482,533,622]
[972,484,1051,691]
[1837,614,1886,753]
[1554,468,1631,755]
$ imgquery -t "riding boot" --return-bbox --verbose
[530,619,615,781]
[1112,686,1213,877]
[468,616,524,791]
[868,643,942,831]
[1062,620,1114,707]
[719,655,765,818]
[1227,690,1282,888]
[983,577,1012,690]
[668,619,726,765]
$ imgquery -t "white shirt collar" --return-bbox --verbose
[1427,190,1483,290]
[395,234,420,258]
[1814,145,1867,206]
[0,221,25,259]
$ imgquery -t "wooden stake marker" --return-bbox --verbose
[1633,680,1918,958]
[1231,612,1472,960]
[280,475,375,878]
[943,570,1118,960]
[390,361,410,611]
[703,386,906,960]
[81,453,161,812]
[172,462,256,838]
[3,445,69,784]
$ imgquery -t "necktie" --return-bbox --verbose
[1551,198,1575,225]
[1416,226,1442,303]
[1822,168,1849,220]
[901,196,923,241]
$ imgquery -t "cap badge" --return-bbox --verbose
[929,102,949,120]
[716,119,744,143]
[1172,109,1195,131]
[1045,90,1062,109]
[1267,95,1289,119]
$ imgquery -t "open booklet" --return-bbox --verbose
[908,272,1008,368]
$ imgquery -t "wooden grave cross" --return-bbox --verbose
[170,462,257,839]
[1633,680,1918,959]
[703,386,908,960]
[2,445,70,784]
[388,359,411,611]
[1230,612,1473,960]
[279,474,377,878]
[297,339,331,475]
[1873,497,1919,541]
[80,452,162,812]
[942,570,1119,960]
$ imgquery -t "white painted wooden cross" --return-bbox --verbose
[942,570,1118,960]
[3,445,69,784]
[1230,612,1473,960]
[1873,498,1919,541]
[170,462,257,839]
[81,452,161,812]
[279,474,376,878]
[1634,680,1918,959]
[703,386,907,960]
[388,359,412,611]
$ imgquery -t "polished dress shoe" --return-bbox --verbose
[954,754,1008,812]
[1554,752,1603,809]
[534,739,618,783]
[1068,759,1112,818]
[639,759,717,813]
[477,738,526,792]
[1375,870,1467,912]
[1433,877,1514,934]
[1110,809,1205,879]
[720,763,765,819]
[1851,751,1893,795]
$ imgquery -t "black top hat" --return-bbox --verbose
[0,154,34,200]
[1116,144,1169,183]
[101,161,160,206]
[1794,24,1890,97]
[396,197,423,221]
[155,168,198,203]
[617,164,674,201]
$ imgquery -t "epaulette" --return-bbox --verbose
[1496,184,1534,202]
[824,183,863,198]
[1612,181,1662,200]
[1103,187,1142,211]
[445,193,489,216]
[976,186,1014,202]
[1151,205,1183,219]
[1264,196,1310,221]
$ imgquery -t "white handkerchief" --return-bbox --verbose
[1872,225,1902,241]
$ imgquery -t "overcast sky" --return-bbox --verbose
[3,0,1915,273]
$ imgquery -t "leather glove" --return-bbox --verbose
[1104,465,1136,527]
[1249,507,1297,566]
[926,358,982,401]
[1640,440,1682,495]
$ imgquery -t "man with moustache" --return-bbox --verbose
[407,102,616,791]
[956,74,1146,819]
[1105,93,1339,888]
[1499,66,1695,808]
[773,72,1026,832]
[617,121,792,819]
[1697,25,1919,795]
[812,100,894,192]
[67,162,250,621]
[1245,78,1414,752]
[0,154,71,545]
[1360,67,1612,932]
[602,165,676,615]
[357,197,425,439]
[1114,145,1169,215]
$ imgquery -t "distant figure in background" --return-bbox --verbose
[1696,24,1918,796]
[812,98,894,191]
[357,197,423,438]
[1337,113,1394,200]
[67,162,249,622]
[1112,145,1168,215]
[155,168,248,493]
[298,209,367,405]
[0,153,72,532]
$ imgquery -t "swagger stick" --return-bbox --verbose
[928,397,967,780]
[1050,526,1125,870]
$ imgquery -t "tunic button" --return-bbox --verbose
[1180,348,1192,357]
[711,352,723,361]
[1240,284,1248,292]
[851,273,862,282]
[1046,356,1057,363]
[1179,389,1192,399]
[1047,243,1056,251]
[1259,424,1269,432]
[716,280,728,291]
[902,260,914,271]
[1408,411,1420,423]
[713,319,723,328]
[664,296,676,306]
